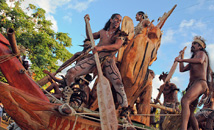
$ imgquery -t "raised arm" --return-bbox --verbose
[178,51,206,64]
[175,49,190,72]
[84,14,100,40]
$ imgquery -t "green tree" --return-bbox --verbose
[0,0,73,81]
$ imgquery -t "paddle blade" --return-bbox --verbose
[97,76,118,130]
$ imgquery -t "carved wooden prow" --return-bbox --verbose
[157,4,177,29]
[0,31,49,101]
[0,82,101,130]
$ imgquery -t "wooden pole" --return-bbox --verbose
[7,28,21,62]
[85,15,118,130]
[150,104,179,114]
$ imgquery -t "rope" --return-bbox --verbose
[72,115,79,130]
[22,68,169,129]
[132,113,181,117]
[0,53,20,64]
[118,123,148,130]
[77,114,151,130]
[23,70,76,115]
[75,113,99,116]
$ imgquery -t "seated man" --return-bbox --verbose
[154,72,180,130]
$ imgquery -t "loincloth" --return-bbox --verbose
[186,79,207,91]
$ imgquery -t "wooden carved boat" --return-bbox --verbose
[0,5,176,130]
[0,28,155,130]
[0,32,103,130]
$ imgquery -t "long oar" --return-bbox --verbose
[85,16,118,130]
[164,46,187,83]
[155,46,187,102]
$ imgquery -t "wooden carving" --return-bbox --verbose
[118,5,177,125]
[0,31,102,130]
[0,33,48,101]
[0,5,176,129]
[0,82,101,130]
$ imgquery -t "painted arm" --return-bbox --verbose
[57,52,81,73]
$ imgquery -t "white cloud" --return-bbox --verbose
[179,19,195,29]
[20,0,71,14]
[182,42,191,48]
[67,0,96,12]
[179,19,207,35]
[151,75,164,102]
[6,0,73,32]
[194,21,206,29]
[63,15,72,23]
[187,0,205,12]
[46,15,58,32]
[161,29,175,44]
[209,5,214,10]
[171,76,182,89]
[6,0,96,31]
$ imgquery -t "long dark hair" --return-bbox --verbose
[137,11,145,19]
[203,49,212,92]
[103,13,121,35]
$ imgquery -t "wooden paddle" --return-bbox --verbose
[155,46,187,103]
[165,46,187,83]
[85,15,118,130]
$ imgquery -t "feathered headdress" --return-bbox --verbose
[193,36,206,49]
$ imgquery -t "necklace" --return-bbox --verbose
[106,29,115,38]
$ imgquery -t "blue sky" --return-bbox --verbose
[7,0,214,102]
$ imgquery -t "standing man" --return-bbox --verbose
[175,36,211,130]
[64,14,131,122]
[154,72,180,130]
